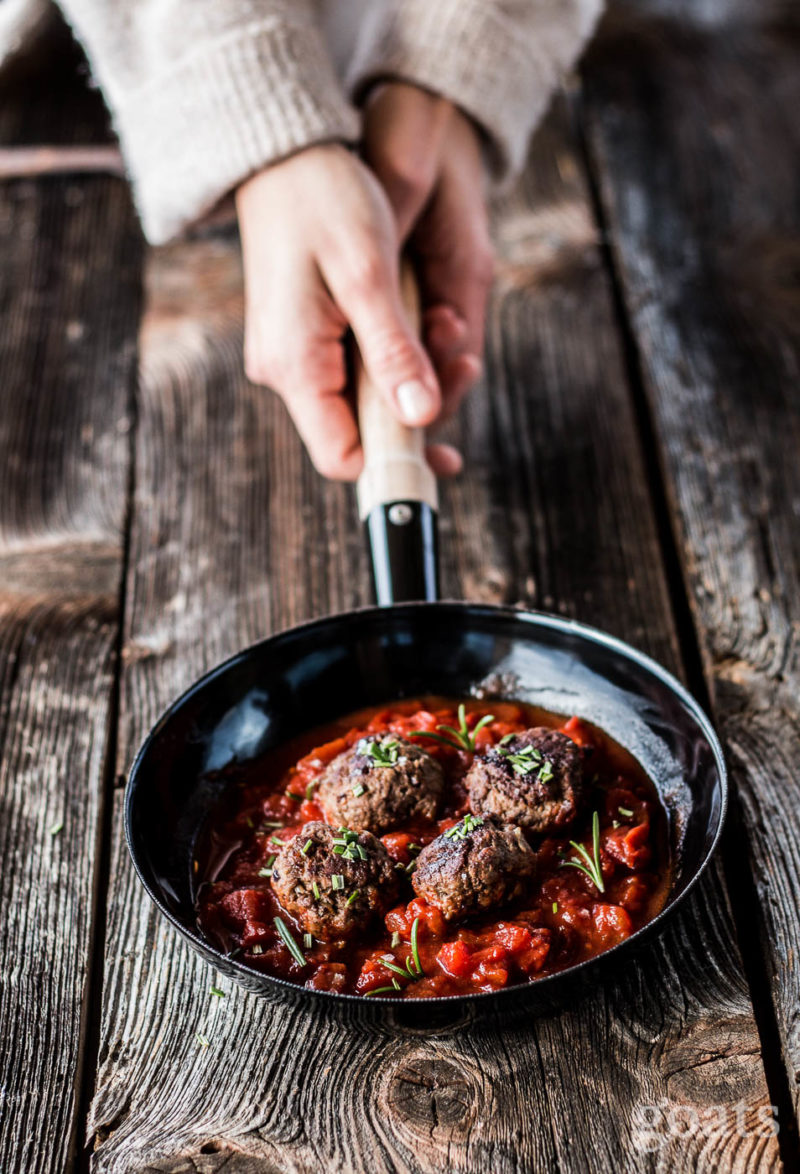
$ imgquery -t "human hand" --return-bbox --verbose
[362,83,494,421]
[236,144,462,479]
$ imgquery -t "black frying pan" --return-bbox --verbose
[125,270,727,1021]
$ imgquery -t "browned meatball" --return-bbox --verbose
[411,814,536,921]
[270,821,399,940]
[316,735,444,834]
[465,727,584,833]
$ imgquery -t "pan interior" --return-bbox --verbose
[125,604,726,996]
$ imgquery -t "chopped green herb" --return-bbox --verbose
[562,811,605,893]
[391,977,402,990]
[261,820,284,829]
[497,742,542,775]
[538,760,554,784]
[552,902,559,915]
[331,874,345,891]
[312,882,321,900]
[196,1033,210,1048]
[356,843,368,861]
[257,867,273,878]
[499,733,515,746]
[346,889,360,906]
[444,813,484,840]
[352,783,366,798]
[618,806,634,817]
[405,861,416,875]
[612,820,620,829]
[225,946,242,959]
[48,821,63,837]
[285,790,302,802]
[364,738,400,767]
[365,986,401,997]
[391,931,401,948]
[303,933,313,950]
[251,944,263,956]
[274,916,307,966]
[270,835,284,846]
[411,703,495,754]
[209,986,225,998]
[305,781,316,800]
[301,839,313,856]
[245,816,255,829]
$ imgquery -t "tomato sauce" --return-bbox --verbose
[196,699,671,998]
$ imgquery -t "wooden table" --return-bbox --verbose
[1,6,798,1172]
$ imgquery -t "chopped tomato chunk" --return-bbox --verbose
[305,963,347,992]
[381,832,417,864]
[591,904,632,948]
[437,940,473,977]
[604,822,651,870]
[561,716,594,747]
[494,923,534,954]
[406,897,446,937]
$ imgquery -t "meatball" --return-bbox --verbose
[412,814,536,921]
[270,821,398,940]
[466,727,584,833]
[316,735,444,834]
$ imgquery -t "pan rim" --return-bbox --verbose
[124,601,728,1007]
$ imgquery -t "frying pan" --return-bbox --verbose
[125,269,727,1021]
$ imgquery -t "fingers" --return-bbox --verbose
[322,240,442,429]
[283,386,363,481]
[426,443,463,477]
[362,83,453,241]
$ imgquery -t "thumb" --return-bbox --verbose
[327,254,442,427]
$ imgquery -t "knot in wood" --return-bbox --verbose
[384,1056,481,1137]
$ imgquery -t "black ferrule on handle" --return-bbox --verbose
[365,500,439,605]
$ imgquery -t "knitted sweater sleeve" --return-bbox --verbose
[347,0,604,182]
[56,0,360,243]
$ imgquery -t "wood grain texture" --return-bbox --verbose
[86,102,777,1173]
[0,171,140,1173]
[584,12,800,1129]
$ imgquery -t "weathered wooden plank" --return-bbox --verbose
[584,9,800,1139]
[88,102,777,1172]
[0,168,140,1172]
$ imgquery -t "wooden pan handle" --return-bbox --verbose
[355,263,438,519]
[355,260,439,605]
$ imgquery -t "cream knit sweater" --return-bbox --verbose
[0,0,603,243]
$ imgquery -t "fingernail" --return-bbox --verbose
[396,379,437,425]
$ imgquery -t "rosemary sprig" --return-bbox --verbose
[411,703,495,753]
[408,916,423,978]
[379,956,411,978]
[376,917,425,991]
[562,811,605,893]
[274,916,307,966]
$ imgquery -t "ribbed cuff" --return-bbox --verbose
[347,0,600,184]
[111,16,361,243]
